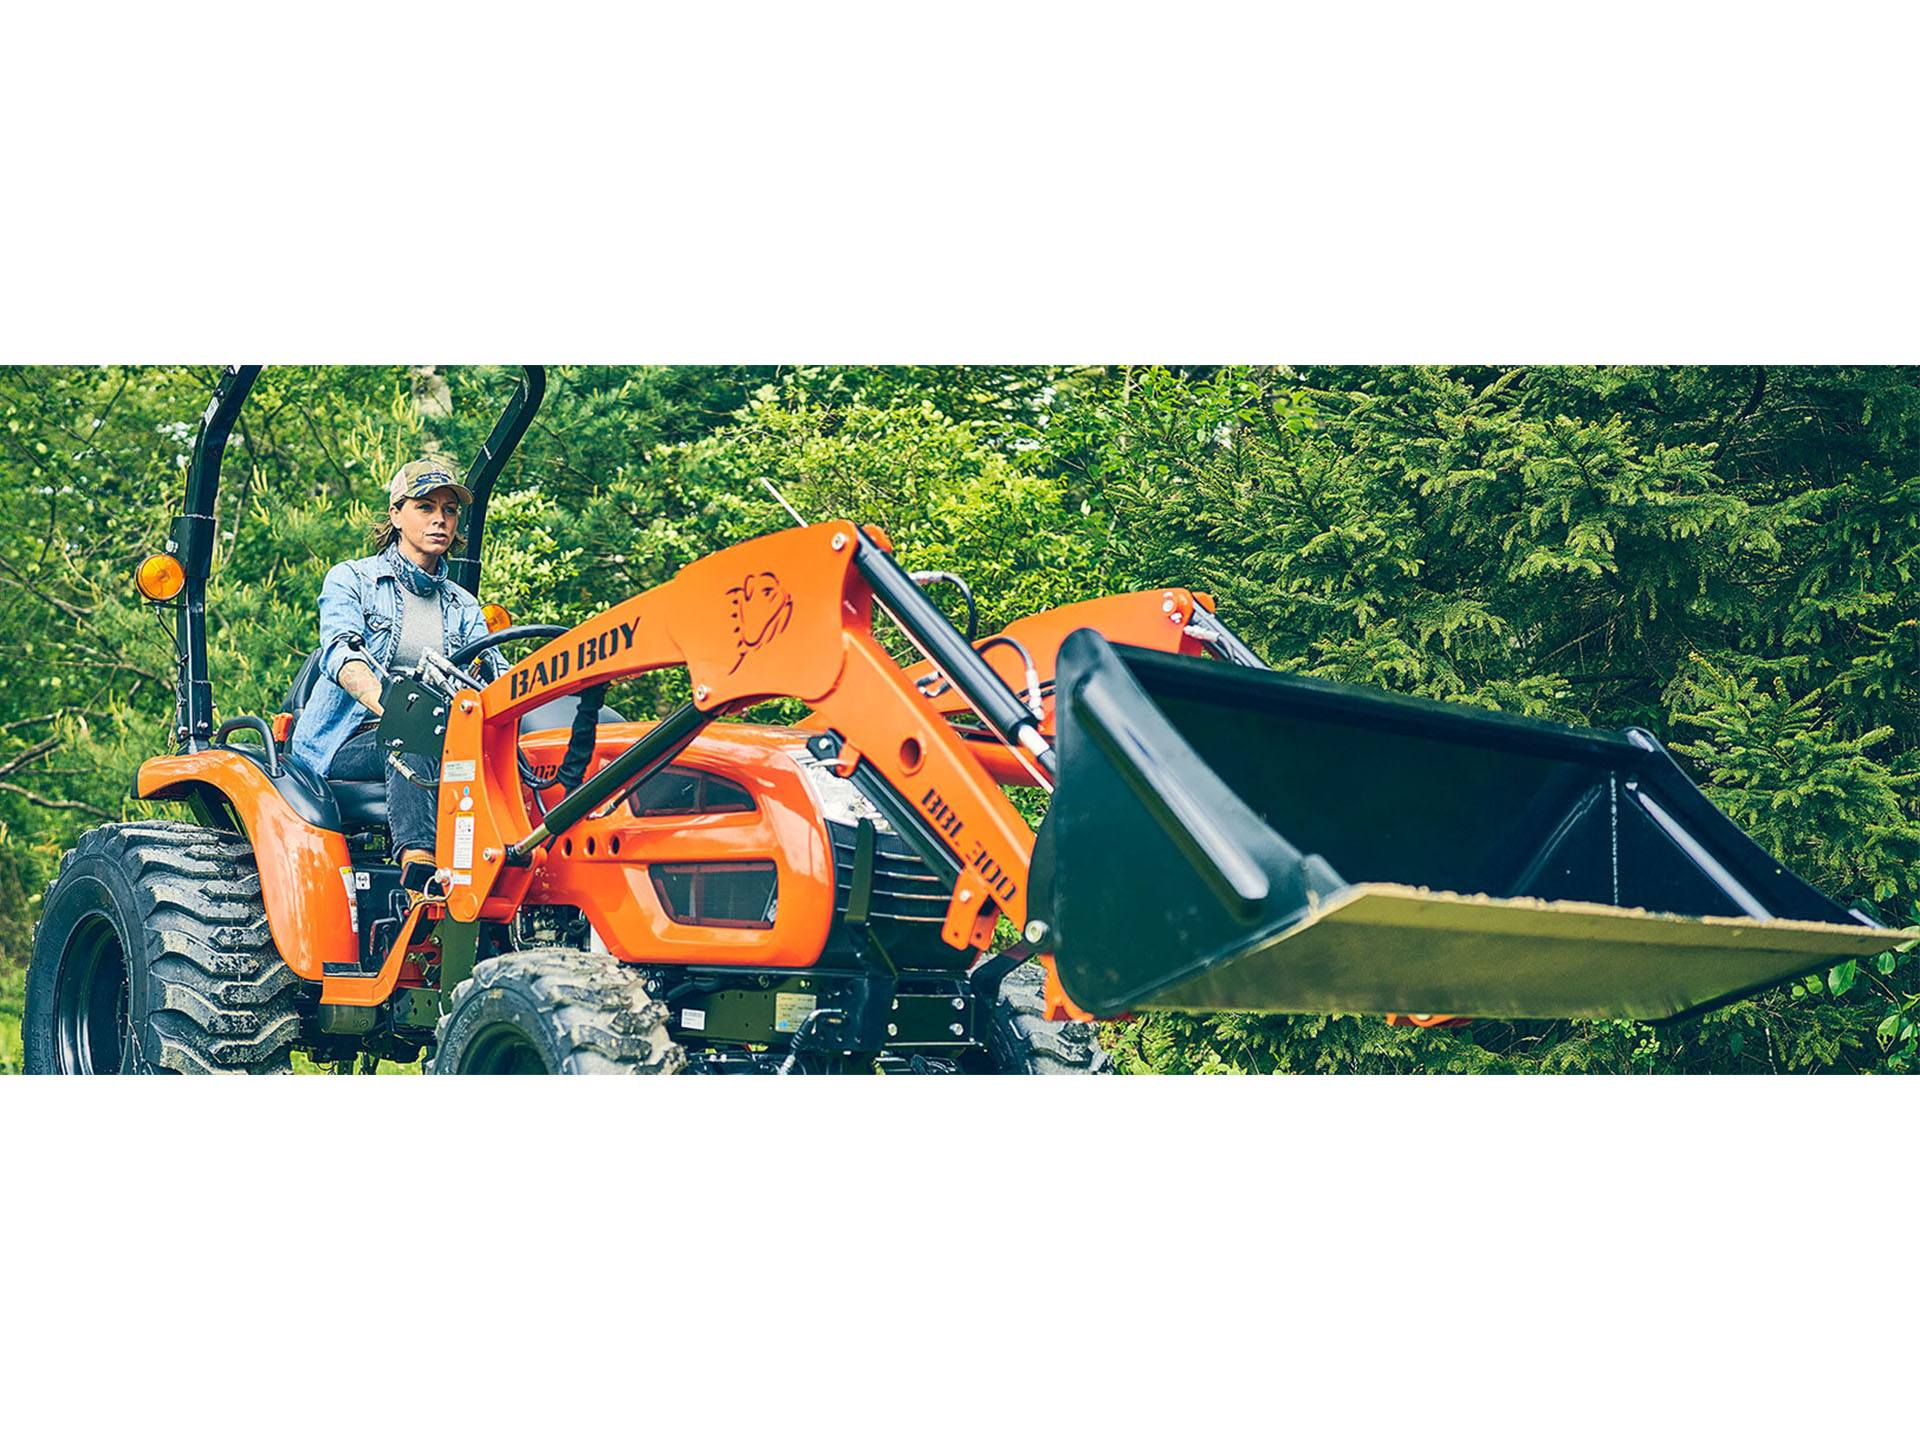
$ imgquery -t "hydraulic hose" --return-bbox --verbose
[553,683,608,794]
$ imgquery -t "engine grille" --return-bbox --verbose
[821,818,976,968]
[826,820,951,925]
[651,861,778,929]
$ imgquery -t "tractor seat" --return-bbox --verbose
[329,777,390,830]
[279,645,624,834]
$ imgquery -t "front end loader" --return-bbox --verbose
[22,366,1914,1074]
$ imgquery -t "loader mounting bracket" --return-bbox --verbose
[376,676,454,778]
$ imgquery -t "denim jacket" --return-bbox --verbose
[288,547,505,779]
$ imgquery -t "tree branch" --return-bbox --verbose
[0,550,93,621]
[297,402,355,490]
[0,709,67,734]
[0,736,62,779]
[0,778,112,819]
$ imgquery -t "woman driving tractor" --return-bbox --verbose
[288,459,505,881]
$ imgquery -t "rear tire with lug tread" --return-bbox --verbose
[25,821,299,1074]
[429,947,684,1075]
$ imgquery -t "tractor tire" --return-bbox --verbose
[429,947,684,1075]
[984,961,1114,1075]
[24,821,300,1074]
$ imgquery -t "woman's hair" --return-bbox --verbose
[367,501,467,557]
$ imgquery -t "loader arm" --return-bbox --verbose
[815,588,1222,785]
[440,521,1046,963]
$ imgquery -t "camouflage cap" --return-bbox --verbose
[388,458,473,507]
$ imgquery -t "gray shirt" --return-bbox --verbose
[391,578,444,674]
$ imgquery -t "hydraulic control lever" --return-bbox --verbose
[340,631,387,681]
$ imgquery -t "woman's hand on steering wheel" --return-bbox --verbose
[445,622,571,673]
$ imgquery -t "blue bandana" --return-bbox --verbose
[388,545,445,596]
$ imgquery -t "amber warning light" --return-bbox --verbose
[135,554,185,602]
[482,603,513,632]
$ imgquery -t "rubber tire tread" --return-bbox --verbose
[985,962,1114,1075]
[429,947,684,1075]
[26,821,299,1074]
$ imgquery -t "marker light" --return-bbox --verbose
[135,554,186,602]
[482,603,513,632]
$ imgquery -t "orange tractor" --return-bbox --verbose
[23,367,1913,1073]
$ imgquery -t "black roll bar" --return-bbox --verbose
[173,365,261,750]
[447,365,546,596]
[164,364,544,753]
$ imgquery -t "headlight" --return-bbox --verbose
[790,749,893,832]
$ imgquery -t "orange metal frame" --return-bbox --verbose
[447,527,1224,1010]
[443,523,1037,953]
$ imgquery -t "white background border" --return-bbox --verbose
[4,4,1916,1434]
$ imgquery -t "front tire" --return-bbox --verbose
[984,962,1114,1074]
[430,948,684,1075]
[25,822,300,1074]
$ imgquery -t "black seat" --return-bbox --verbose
[331,777,390,829]
[280,644,625,834]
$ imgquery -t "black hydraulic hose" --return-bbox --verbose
[553,683,607,793]
[907,570,978,641]
[852,538,1056,779]
[972,635,1043,716]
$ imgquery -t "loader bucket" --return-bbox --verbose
[1033,631,1911,1021]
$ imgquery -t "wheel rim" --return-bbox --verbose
[457,1021,554,1074]
[55,914,134,1075]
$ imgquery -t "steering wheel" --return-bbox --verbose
[444,623,574,814]
[447,623,569,672]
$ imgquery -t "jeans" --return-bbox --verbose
[328,726,438,862]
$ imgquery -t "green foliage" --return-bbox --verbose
[1,363,1915,1074]
[1078,364,1920,1072]
[0,953,22,1074]
[1669,663,1920,906]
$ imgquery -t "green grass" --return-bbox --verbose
[291,1052,421,1075]
[1,961,24,1074]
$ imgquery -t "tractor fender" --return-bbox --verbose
[135,750,359,981]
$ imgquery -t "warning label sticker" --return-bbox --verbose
[442,759,476,782]
[680,1008,707,1031]
[452,815,475,869]
[773,991,817,1034]
[338,866,359,934]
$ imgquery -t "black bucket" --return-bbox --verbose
[1032,631,1910,1021]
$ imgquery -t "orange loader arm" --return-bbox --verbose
[442,522,1051,981]
[884,588,1216,785]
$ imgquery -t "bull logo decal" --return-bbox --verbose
[727,570,793,673]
